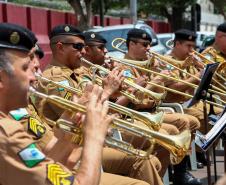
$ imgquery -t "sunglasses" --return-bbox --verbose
[87,44,105,50]
[131,39,151,47]
[60,42,85,51]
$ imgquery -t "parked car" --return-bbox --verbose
[88,22,167,58]
[196,31,214,49]
[157,33,174,51]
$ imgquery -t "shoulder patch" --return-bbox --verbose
[47,163,74,185]
[123,69,133,78]
[57,80,70,91]
[64,92,72,100]
[18,143,45,168]
[9,108,29,121]
[28,117,46,138]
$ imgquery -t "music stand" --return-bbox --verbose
[183,62,219,185]
[184,62,220,108]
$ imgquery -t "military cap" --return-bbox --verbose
[174,29,197,41]
[35,44,44,59]
[83,32,107,44]
[217,22,226,33]
[49,24,84,40]
[127,28,152,42]
[0,23,35,52]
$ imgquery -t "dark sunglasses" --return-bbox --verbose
[131,39,151,47]
[87,44,105,50]
[60,42,85,51]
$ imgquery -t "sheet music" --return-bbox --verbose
[204,112,226,141]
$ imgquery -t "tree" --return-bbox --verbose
[66,0,94,30]
[210,0,226,20]
[138,0,197,31]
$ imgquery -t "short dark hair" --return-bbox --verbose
[0,49,13,75]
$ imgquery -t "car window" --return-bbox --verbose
[98,29,130,52]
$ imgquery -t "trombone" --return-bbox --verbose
[79,57,166,103]
[29,86,191,164]
[108,57,225,109]
[35,73,164,131]
[111,38,226,106]
[112,37,226,94]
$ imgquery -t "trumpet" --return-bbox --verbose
[112,37,226,94]
[35,73,164,131]
[80,57,166,103]
[191,50,226,91]
[111,38,226,105]
[29,86,191,164]
[108,57,225,109]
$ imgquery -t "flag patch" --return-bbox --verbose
[47,164,74,185]
[18,143,45,168]
[57,80,70,91]
[123,69,133,78]
[9,108,29,121]
[28,117,46,138]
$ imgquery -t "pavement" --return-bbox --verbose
[191,155,225,185]
[167,154,225,185]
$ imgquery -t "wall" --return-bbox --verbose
[0,2,170,69]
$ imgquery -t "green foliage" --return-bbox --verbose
[138,0,196,18]
[8,0,72,11]
[92,0,129,14]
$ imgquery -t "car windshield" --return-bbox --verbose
[96,27,158,52]
[97,28,130,52]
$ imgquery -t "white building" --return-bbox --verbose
[197,0,224,32]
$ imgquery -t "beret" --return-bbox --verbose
[217,22,226,33]
[174,29,197,41]
[127,28,152,42]
[0,23,35,52]
[84,32,107,44]
[49,24,84,40]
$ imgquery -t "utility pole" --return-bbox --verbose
[100,0,104,26]
[130,0,137,24]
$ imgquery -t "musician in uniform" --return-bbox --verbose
[82,31,189,179]
[0,22,114,185]
[119,28,201,185]
[35,24,163,185]
[202,22,226,92]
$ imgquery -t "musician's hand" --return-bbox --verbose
[134,75,147,87]
[134,99,156,110]
[102,69,124,100]
[84,85,113,144]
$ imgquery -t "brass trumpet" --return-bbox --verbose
[35,73,164,131]
[80,57,166,103]
[108,57,225,109]
[112,37,226,93]
[29,86,191,164]
[111,38,226,106]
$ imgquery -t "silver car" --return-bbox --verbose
[88,22,167,58]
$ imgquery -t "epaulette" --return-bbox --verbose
[43,66,63,78]
[0,118,25,137]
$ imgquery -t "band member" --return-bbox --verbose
[120,28,201,185]
[0,22,112,185]
[82,32,188,179]
[203,22,226,63]
[35,24,163,185]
